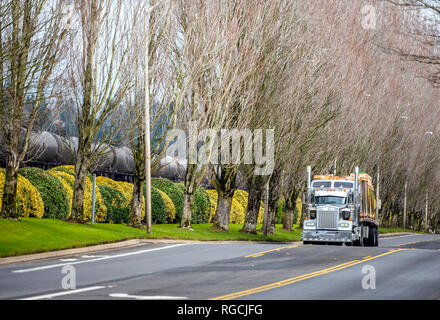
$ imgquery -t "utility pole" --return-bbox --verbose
[375,166,380,220]
[425,191,429,233]
[144,5,152,234]
[403,179,407,229]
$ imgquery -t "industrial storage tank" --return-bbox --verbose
[0,130,186,182]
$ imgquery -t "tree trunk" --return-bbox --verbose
[212,190,233,232]
[211,166,237,232]
[241,183,263,234]
[130,173,144,227]
[181,192,195,229]
[264,190,279,235]
[283,191,296,231]
[180,163,197,229]
[1,157,20,219]
[70,151,90,222]
[129,142,145,227]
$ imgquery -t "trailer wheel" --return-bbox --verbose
[374,228,379,247]
[368,226,379,247]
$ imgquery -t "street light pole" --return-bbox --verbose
[423,131,433,234]
[403,179,407,229]
[144,5,152,234]
[425,191,429,233]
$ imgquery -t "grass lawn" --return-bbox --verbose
[0,218,424,258]
[0,218,303,258]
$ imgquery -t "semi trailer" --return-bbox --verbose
[301,166,379,246]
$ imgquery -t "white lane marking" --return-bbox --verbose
[21,286,106,300]
[12,244,188,273]
[59,258,78,262]
[109,293,188,300]
[81,255,109,258]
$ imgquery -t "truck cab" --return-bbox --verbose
[301,167,379,246]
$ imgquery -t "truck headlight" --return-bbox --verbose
[305,222,315,227]
[339,223,349,228]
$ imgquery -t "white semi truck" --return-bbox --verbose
[301,166,379,246]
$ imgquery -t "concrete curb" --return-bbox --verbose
[0,238,301,266]
[0,239,144,266]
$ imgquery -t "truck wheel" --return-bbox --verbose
[368,227,376,247]
[363,237,369,247]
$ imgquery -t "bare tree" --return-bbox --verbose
[0,0,67,218]
[66,0,140,222]
[126,0,180,227]
[174,0,249,229]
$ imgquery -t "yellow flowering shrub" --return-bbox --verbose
[48,170,73,213]
[229,198,246,224]
[205,189,264,224]
[96,176,145,220]
[206,190,218,222]
[296,196,302,225]
[232,190,264,224]
[155,188,176,222]
[48,168,107,222]
[96,176,130,207]
[0,170,44,218]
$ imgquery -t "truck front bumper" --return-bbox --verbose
[302,230,353,243]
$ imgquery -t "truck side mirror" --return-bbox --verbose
[377,199,382,211]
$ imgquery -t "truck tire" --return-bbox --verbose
[368,227,374,246]
[375,228,379,247]
[368,227,379,247]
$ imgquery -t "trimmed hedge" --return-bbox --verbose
[276,197,286,224]
[175,183,210,224]
[152,178,184,223]
[0,169,44,218]
[143,184,167,224]
[99,185,129,224]
[206,189,265,224]
[192,187,211,224]
[151,187,167,224]
[19,167,70,220]
[206,189,246,224]
[48,167,107,223]
[155,188,176,222]
[96,176,145,221]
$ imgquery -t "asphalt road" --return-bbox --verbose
[1,233,439,300]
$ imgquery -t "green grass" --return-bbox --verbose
[0,218,302,258]
[0,218,426,258]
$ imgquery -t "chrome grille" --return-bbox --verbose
[317,209,338,229]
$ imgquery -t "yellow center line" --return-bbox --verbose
[211,249,407,300]
[245,244,298,258]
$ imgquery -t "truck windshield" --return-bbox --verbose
[315,196,347,205]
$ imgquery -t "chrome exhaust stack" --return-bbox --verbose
[354,166,359,192]
[307,166,312,203]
